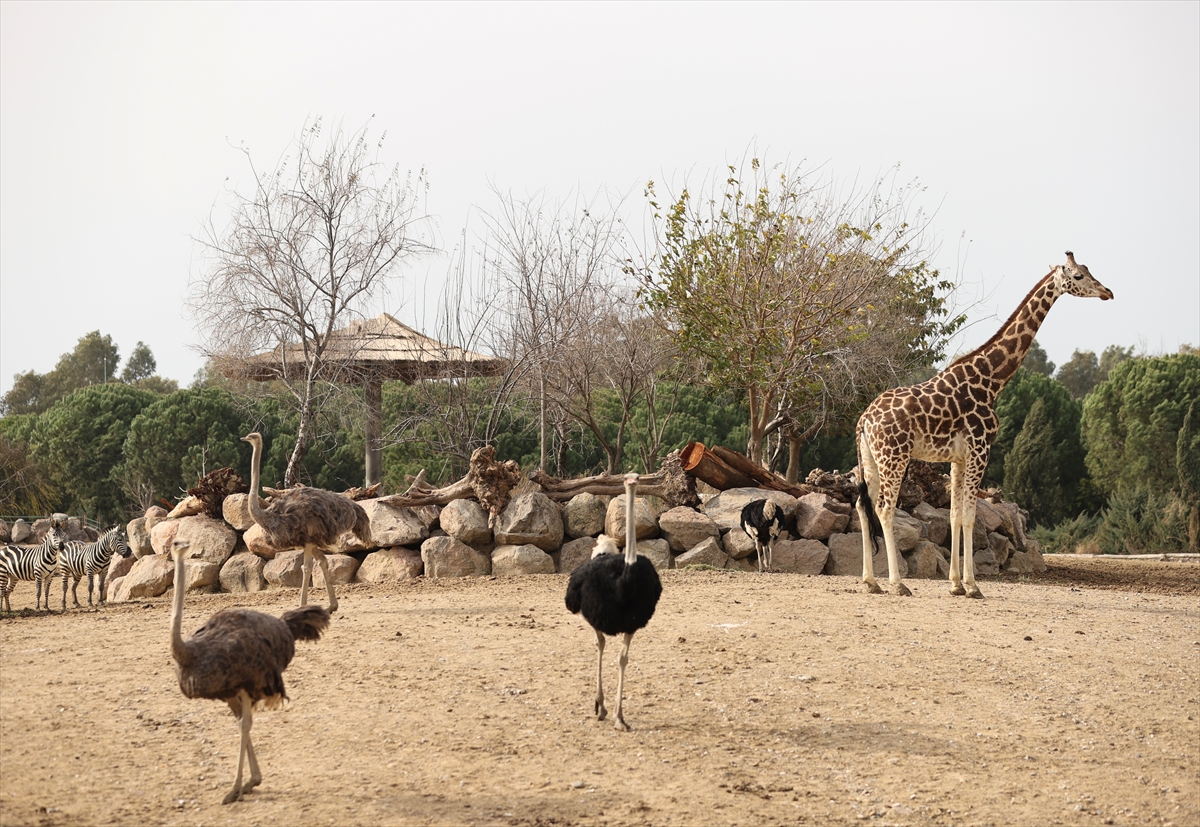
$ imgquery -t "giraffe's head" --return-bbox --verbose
[1053,251,1114,300]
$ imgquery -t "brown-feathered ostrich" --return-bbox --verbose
[242,432,371,612]
[169,540,330,804]
[565,472,663,731]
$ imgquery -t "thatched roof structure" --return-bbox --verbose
[224,313,506,486]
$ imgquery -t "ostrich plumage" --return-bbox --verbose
[740,498,782,573]
[170,540,329,804]
[565,472,662,731]
[242,432,371,612]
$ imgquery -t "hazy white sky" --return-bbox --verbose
[2,1,1197,396]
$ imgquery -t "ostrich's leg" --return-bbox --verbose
[593,628,607,721]
[755,538,765,573]
[223,691,252,804]
[612,632,634,731]
[299,547,313,607]
[316,551,338,613]
[241,706,262,793]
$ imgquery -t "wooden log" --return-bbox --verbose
[679,442,759,490]
[709,446,813,497]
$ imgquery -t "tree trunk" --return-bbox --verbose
[785,431,802,484]
[286,373,317,486]
[364,377,383,488]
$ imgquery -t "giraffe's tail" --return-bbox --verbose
[853,480,884,555]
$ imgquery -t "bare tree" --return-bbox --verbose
[190,119,433,485]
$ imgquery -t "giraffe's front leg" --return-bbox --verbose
[948,462,966,595]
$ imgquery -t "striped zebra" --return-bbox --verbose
[58,526,132,610]
[0,527,67,612]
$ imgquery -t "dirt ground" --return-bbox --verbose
[1,557,1197,827]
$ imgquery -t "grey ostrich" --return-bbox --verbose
[242,432,371,612]
[169,540,330,804]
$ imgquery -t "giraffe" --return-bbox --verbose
[854,251,1113,598]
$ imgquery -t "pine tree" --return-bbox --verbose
[1178,401,1200,553]
[1004,397,1065,527]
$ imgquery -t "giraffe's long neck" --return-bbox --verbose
[957,272,1062,397]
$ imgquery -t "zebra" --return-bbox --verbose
[58,526,132,610]
[0,526,68,612]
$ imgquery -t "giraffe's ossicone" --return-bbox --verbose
[854,251,1113,598]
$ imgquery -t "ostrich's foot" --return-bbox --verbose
[950,584,966,596]
[241,777,261,793]
[221,787,243,805]
[595,698,607,721]
[614,715,630,732]
[966,587,984,599]
[867,581,884,594]
[894,583,912,597]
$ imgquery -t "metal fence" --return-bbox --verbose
[0,514,104,531]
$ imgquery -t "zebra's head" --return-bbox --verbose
[105,526,133,558]
[46,526,66,551]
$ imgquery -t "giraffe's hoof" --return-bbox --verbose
[966,588,984,599]
[867,582,884,595]
[221,789,243,805]
[950,584,966,596]
[895,583,912,597]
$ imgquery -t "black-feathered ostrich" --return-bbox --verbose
[242,432,371,612]
[565,472,663,731]
[740,498,783,572]
[169,540,330,804]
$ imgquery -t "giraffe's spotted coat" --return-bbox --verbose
[854,252,1113,597]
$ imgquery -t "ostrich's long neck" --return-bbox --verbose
[957,272,1063,396]
[246,439,267,526]
[170,550,192,667]
[624,483,637,565]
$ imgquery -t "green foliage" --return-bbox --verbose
[1092,487,1189,554]
[1177,401,1200,551]
[33,383,156,523]
[1081,353,1200,500]
[0,430,56,515]
[1030,512,1102,554]
[1003,397,1066,527]
[123,388,247,506]
[1022,340,1055,377]
[1055,344,1136,400]
[121,342,157,383]
[1,331,121,415]
[985,368,1094,515]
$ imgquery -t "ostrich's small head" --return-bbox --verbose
[623,472,640,488]
[170,540,200,560]
[592,535,619,558]
[241,432,263,448]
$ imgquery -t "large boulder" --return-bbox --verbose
[562,493,608,539]
[149,519,182,556]
[143,506,168,531]
[770,539,830,575]
[10,519,31,543]
[107,552,137,584]
[126,517,154,559]
[911,502,950,548]
[988,531,1014,568]
[972,545,999,577]
[675,537,731,569]
[352,499,430,551]
[603,495,658,543]
[439,499,492,546]
[1024,537,1046,572]
[904,540,945,579]
[174,515,237,566]
[825,533,908,579]
[657,507,720,553]
[112,556,174,601]
[792,493,850,541]
[973,498,1005,534]
[722,528,757,560]
[492,544,556,576]
[634,538,672,571]
[991,501,1026,549]
[243,523,286,558]
[357,547,423,583]
[702,488,798,532]
[495,493,564,551]
[0,519,9,543]
[558,537,601,574]
[263,550,306,588]
[421,536,491,578]
[182,561,221,594]
[313,554,361,587]
[891,511,926,552]
[219,552,268,593]
[221,493,256,531]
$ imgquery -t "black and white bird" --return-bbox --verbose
[565,472,662,731]
[740,498,782,572]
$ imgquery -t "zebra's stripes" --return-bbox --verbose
[0,527,67,612]
[58,526,132,610]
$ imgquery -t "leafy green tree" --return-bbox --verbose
[636,160,959,468]
[0,371,47,416]
[1081,353,1200,500]
[1055,349,1101,400]
[1023,340,1055,376]
[1,331,121,415]
[1003,397,1066,526]
[120,342,157,383]
[0,423,56,515]
[1177,401,1200,552]
[1099,344,1135,376]
[122,388,247,508]
[984,368,1091,514]
[33,383,155,523]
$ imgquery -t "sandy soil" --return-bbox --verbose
[1,557,1197,827]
